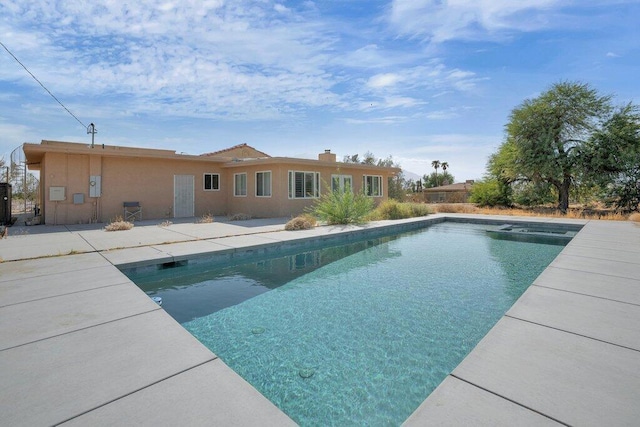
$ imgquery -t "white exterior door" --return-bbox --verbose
[174,175,194,218]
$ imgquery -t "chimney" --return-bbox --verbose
[318,149,336,162]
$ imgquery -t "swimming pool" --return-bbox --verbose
[124,222,568,425]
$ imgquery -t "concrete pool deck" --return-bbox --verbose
[1,214,639,425]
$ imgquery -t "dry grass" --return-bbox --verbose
[369,200,433,220]
[157,220,173,227]
[432,203,632,221]
[228,213,252,221]
[629,213,640,223]
[285,214,317,231]
[433,203,478,214]
[105,216,134,231]
[197,213,214,224]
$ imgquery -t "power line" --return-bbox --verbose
[0,40,87,129]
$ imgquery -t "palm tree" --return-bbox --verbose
[441,162,449,185]
[431,160,441,187]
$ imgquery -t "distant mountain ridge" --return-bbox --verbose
[402,170,422,182]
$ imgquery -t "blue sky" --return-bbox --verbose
[1,1,639,181]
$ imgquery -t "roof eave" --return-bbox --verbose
[221,157,401,173]
[22,140,228,164]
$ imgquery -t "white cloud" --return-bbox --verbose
[413,133,499,148]
[1,0,342,121]
[357,62,482,113]
[344,115,411,125]
[0,0,636,184]
[383,96,420,108]
[425,109,459,120]
[0,0,493,132]
[273,3,291,14]
[387,0,562,43]
[339,44,392,69]
[368,73,402,88]
[0,120,37,156]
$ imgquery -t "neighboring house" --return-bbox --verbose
[423,180,474,203]
[23,141,400,225]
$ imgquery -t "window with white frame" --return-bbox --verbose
[363,175,383,197]
[234,173,247,197]
[203,173,220,191]
[288,171,320,198]
[331,174,352,192]
[256,171,272,197]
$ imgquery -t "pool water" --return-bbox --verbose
[125,222,567,426]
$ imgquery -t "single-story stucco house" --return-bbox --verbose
[423,180,474,203]
[23,140,400,225]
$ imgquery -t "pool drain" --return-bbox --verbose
[251,327,265,335]
[299,368,315,378]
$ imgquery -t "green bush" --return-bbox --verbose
[311,189,374,225]
[469,179,511,207]
[408,203,433,217]
[370,200,433,220]
[373,199,404,219]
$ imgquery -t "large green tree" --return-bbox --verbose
[581,104,640,210]
[503,81,614,213]
[422,171,455,188]
[486,140,518,205]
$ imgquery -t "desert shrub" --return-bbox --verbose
[105,216,134,231]
[197,213,214,223]
[408,203,433,217]
[285,214,317,231]
[299,213,317,226]
[434,203,478,214]
[311,189,374,225]
[228,213,252,221]
[373,200,404,219]
[371,200,432,220]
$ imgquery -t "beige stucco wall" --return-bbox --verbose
[40,153,228,224]
[98,156,228,222]
[41,152,95,225]
[225,163,392,218]
[30,143,397,225]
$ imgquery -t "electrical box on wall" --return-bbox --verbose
[89,176,102,197]
[49,186,66,201]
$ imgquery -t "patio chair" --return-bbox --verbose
[123,201,142,222]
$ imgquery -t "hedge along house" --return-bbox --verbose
[23,141,400,225]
